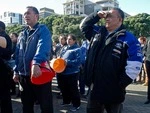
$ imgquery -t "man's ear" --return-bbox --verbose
[119,18,123,23]
[35,14,39,20]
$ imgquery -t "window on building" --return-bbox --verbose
[76,5,79,8]
[76,11,79,15]
[13,13,15,17]
[80,0,83,4]
[8,13,15,17]
[4,12,7,17]
[67,4,70,8]
[10,17,12,23]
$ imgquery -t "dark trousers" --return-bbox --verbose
[0,71,13,113]
[56,74,61,90]
[19,76,53,113]
[59,73,80,107]
[0,88,13,113]
[10,71,16,94]
[79,67,85,94]
[87,99,122,113]
[145,60,150,100]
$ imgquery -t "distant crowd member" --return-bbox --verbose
[54,34,67,58]
[9,32,19,96]
[54,34,67,98]
[10,32,18,59]
[79,38,89,96]
[136,37,147,84]
[58,34,82,112]
[143,38,150,104]
[0,21,13,113]
[80,8,143,113]
[13,6,53,113]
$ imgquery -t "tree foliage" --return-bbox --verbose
[6,13,150,40]
[6,24,24,35]
[124,13,150,37]
[38,14,84,38]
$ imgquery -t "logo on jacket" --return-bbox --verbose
[115,42,122,49]
[136,66,141,70]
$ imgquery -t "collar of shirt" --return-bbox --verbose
[26,22,39,37]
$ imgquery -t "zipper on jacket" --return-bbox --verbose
[20,32,27,75]
[23,28,40,75]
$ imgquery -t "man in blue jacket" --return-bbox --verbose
[13,6,53,113]
[80,8,143,113]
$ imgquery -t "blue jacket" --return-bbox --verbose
[14,23,52,76]
[80,40,89,65]
[60,44,82,75]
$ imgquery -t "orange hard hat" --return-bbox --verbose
[31,62,56,85]
[50,58,66,73]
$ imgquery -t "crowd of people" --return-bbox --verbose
[0,5,148,113]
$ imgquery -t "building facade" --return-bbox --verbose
[94,0,119,11]
[39,7,55,18]
[63,0,85,15]
[0,12,23,26]
[63,0,129,16]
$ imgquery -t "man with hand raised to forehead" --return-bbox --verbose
[80,8,143,113]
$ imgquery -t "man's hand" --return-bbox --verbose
[13,74,19,82]
[97,11,108,18]
[31,65,42,78]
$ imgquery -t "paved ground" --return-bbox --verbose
[11,78,150,113]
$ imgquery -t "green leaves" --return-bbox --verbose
[124,13,150,37]
[6,13,150,40]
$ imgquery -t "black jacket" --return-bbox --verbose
[80,12,143,104]
[0,31,12,95]
[0,31,12,61]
